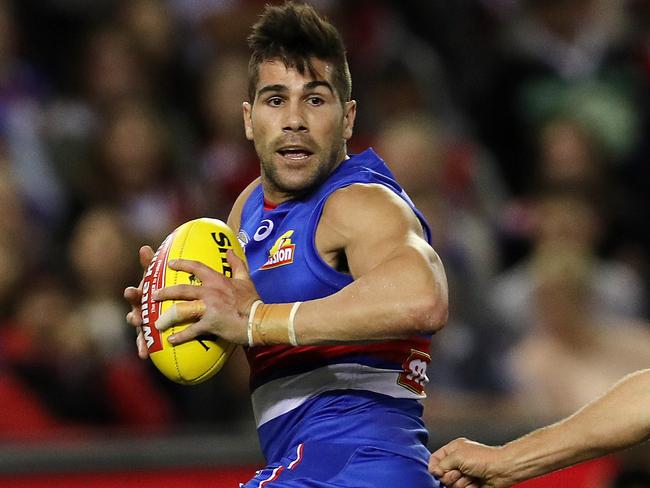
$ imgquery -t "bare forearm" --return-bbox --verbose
[500,369,650,483]
[294,246,448,345]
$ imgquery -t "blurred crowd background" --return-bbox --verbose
[0,0,649,484]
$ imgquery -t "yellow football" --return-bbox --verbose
[140,218,244,385]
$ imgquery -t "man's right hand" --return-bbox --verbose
[124,245,155,359]
[429,438,513,488]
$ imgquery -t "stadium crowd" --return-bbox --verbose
[0,0,649,485]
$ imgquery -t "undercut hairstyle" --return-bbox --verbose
[247,1,352,104]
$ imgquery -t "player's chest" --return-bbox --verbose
[238,206,340,274]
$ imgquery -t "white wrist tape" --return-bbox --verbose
[288,301,302,347]
[247,299,263,347]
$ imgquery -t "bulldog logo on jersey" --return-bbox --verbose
[397,349,431,396]
[261,230,296,269]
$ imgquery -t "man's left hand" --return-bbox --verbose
[153,250,259,345]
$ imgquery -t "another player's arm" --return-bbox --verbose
[498,368,650,481]
[430,369,650,487]
[294,183,448,343]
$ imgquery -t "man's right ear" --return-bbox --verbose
[243,101,254,141]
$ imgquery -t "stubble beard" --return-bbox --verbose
[259,138,345,199]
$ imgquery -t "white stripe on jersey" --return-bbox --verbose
[287,443,304,470]
[251,363,426,427]
[258,465,284,487]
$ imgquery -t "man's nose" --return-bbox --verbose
[282,100,308,132]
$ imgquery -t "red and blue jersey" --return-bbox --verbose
[238,148,435,467]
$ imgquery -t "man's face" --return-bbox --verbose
[243,58,356,202]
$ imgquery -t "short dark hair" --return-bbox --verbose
[247,1,352,104]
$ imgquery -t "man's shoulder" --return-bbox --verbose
[228,177,262,230]
[325,182,399,211]
[321,183,422,238]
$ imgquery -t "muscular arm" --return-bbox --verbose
[154,182,447,347]
[430,369,650,487]
[294,183,448,344]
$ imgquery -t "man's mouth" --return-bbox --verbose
[277,146,314,160]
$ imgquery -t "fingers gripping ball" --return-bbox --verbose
[141,218,245,385]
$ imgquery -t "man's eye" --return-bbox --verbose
[267,97,283,106]
[307,96,324,106]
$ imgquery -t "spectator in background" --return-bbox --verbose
[507,243,650,421]
[168,0,263,86]
[332,1,461,145]
[489,186,646,345]
[498,112,638,264]
[116,0,197,174]
[533,114,645,265]
[0,168,29,322]
[429,368,650,488]
[83,99,201,244]
[1,269,174,433]
[46,21,192,223]
[196,52,260,218]
[7,278,108,425]
[44,24,154,220]
[427,238,650,487]
[0,160,35,272]
[0,190,176,432]
[0,235,23,321]
[0,167,61,438]
[375,113,505,393]
[535,116,607,191]
[0,161,35,349]
[65,206,176,429]
[67,206,139,357]
[472,0,644,199]
[116,0,185,102]
[618,0,650,318]
[0,278,68,438]
[490,240,650,485]
[83,26,152,110]
[0,0,67,238]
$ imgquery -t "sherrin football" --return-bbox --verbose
[140,218,244,385]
